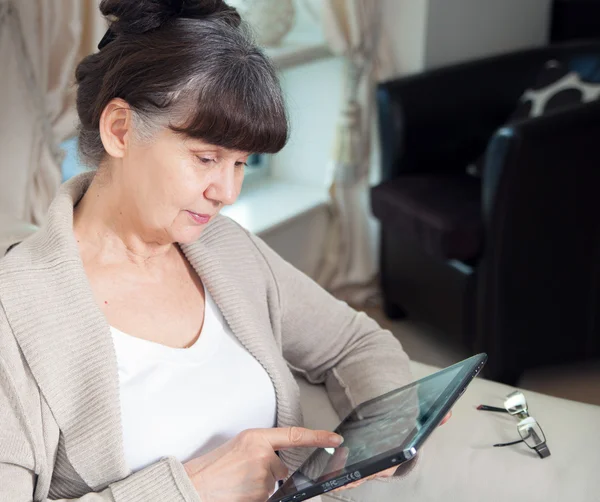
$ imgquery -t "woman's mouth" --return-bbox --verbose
[186,211,211,225]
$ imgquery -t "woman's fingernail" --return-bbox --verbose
[331,434,344,445]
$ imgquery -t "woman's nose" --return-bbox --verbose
[205,165,239,206]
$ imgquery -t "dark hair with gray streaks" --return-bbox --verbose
[75,0,289,167]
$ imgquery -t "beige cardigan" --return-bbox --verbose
[0,173,413,501]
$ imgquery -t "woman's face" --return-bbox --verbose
[115,126,248,245]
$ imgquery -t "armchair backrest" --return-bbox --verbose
[377,40,600,182]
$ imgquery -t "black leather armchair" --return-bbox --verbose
[371,41,600,384]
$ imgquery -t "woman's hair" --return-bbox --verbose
[75,0,288,167]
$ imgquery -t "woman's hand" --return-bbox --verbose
[183,427,343,502]
[333,410,453,492]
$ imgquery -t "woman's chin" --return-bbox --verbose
[174,226,206,245]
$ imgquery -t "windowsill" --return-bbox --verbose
[221,178,329,235]
[265,41,332,70]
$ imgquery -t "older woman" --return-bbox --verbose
[0,1,420,501]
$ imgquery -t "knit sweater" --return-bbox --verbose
[0,173,414,501]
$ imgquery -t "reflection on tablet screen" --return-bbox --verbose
[292,365,463,489]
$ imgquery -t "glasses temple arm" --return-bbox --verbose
[493,439,525,447]
[477,405,509,413]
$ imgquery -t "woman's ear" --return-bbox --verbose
[99,98,133,159]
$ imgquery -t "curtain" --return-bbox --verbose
[79,0,107,63]
[0,0,104,225]
[316,0,399,306]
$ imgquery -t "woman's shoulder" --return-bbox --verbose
[196,213,258,252]
[185,214,281,280]
[209,213,246,233]
[0,215,38,261]
[0,304,24,371]
[0,240,30,276]
[197,214,283,264]
[0,230,43,277]
[0,290,38,402]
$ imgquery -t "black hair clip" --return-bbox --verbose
[98,28,117,50]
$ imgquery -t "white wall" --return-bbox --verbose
[383,0,429,76]
[425,0,552,69]
[270,56,345,187]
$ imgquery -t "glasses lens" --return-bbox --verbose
[518,417,546,448]
[505,391,528,416]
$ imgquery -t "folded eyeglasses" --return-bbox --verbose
[477,390,551,459]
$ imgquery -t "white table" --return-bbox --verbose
[297,361,600,502]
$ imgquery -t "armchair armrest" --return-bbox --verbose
[476,100,600,381]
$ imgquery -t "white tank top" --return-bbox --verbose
[110,287,277,473]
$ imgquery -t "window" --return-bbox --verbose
[60,137,90,182]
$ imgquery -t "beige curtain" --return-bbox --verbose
[79,0,107,63]
[316,0,398,306]
[0,0,104,225]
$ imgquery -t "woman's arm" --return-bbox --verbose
[248,233,413,421]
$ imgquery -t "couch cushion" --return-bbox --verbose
[297,360,600,502]
[371,175,482,262]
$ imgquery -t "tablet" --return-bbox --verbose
[268,353,487,502]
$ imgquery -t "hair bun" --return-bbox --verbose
[100,0,240,35]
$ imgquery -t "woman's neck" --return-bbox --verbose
[73,174,175,267]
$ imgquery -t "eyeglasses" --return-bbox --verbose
[477,391,551,459]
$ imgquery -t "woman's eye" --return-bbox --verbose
[235,161,248,168]
[197,157,215,165]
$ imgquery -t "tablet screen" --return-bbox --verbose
[272,356,484,500]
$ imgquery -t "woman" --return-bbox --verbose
[0,1,425,501]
